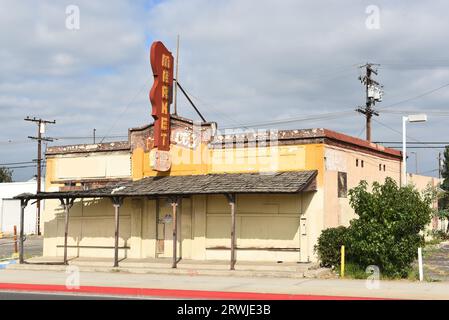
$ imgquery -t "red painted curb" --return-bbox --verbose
[0,283,383,300]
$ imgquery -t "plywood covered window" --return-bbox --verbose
[338,172,347,198]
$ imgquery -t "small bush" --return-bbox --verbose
[316,178,433,278]
[315,226,348,268]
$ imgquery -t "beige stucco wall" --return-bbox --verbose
[51,152,131,180]
[407,173,440,192]
[408,173,442,235]
[43,192,320,262]
[323,145,401,228]
[43,150,132,257]
[43,197,158,259]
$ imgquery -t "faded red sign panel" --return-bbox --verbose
[150,41,174,151]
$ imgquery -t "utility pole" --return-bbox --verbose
[356,63,383,141]
[25,116,56,235]
[93,128,96,144]
[439,152,442,179]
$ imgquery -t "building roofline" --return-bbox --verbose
[322,129,402,159]
[211,127,402,159]
[46,141,130,156]
[129,114,217,133]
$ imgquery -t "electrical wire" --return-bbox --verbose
[377,82,449,111]
[1,165,45,169]
[179,88,250,129]
[221,109,357,129]
[98,79,149,144]
[372,118,442,153]
[380,109,449,116]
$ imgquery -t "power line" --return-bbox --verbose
[180,88,250,129]
[221,110,356,129]
[378,146,446,149]
[380,109,449,116]
[378,82,449,111]
[2,164,46,169]
[372,118,442,153]
[99,79,149,144]
[375,141,449,144]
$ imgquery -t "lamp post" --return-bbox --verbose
[402,114,427,186]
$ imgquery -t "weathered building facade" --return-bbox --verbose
[28,115,439,265]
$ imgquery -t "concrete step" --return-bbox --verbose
[25,256,313,272]
[6,262,333,279]
[178,262,311,272]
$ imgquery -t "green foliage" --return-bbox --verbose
[316,177,433,278]
[434,185,449,233]
[343,262,367,279]
[441,146,449,191]
[0,167,13,183]
[428,229,449,243]
[314,226,348,268]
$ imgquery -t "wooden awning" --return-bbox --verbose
[14,170,317,200]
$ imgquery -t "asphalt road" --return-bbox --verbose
[0,291,130,300]
[0,235,42,259]
[0,290,162,300]
[423,242,449,281]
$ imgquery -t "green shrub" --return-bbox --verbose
[346,178,432,278]
[315,226,348,268]
[316,178,433,278]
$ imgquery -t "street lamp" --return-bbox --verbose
[402,114,427,186]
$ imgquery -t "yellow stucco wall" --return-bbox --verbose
[132,143,325,187]
[43,141,326,262]
[47,137,438,263]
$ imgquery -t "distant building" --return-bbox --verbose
[0,178,43,234]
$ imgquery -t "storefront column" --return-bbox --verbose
[111,197,124,267]
[226,193,236,270]
[19,198,30,264]
[59,197,75,265]
[170,196,180,268]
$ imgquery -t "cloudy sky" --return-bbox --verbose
[1,0,449,181]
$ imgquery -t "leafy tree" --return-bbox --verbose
[0,167,13,182]
[441,146,449,191]
[438,146,449,233]
[316,177,432,278]
[347,178,432,277]
[435,190,449,233]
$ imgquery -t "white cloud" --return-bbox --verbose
[1,0,449,180]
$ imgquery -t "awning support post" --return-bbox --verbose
[59,197,75,265]
[111,197,124,268]
[19,198,30,264]
[226,193,236,270]
[170,196,180,268]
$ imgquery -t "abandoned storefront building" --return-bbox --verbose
[15,41,440,269]
[15,114,439,268]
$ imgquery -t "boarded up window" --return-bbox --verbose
[338,172,347,198]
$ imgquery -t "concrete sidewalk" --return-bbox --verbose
[0,268,448,299]
[7,256,334,279]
